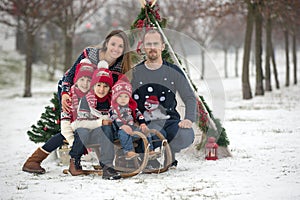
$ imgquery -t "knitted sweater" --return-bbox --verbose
[131,60,197,122]
[70,91,111,131]
[60,85,87,146]
[61,90,111,146]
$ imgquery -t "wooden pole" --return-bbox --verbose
[154,20,217,132]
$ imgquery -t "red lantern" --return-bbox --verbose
[205,137,218,160]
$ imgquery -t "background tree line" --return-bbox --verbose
[0,0,299,99]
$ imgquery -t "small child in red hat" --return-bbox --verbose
[110,75,157,160]
[60,58,95,147]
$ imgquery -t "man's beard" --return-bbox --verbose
[147,50,159,61]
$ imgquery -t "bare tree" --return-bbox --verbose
[231,15,245,78]
[213,14,245,78]
[274,0,300,87]
[284,29,290,87]
[264,3,273,91]
[242,0,254,99]
[254,1,264,96]
[290,2,300,85]
[51,0,105,72]
[292,25,297,85]
[270,41,280,89]
[0,0,71,97]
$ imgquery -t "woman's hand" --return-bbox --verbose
[61,93,71,112]
[120,125,133,135]
[178,119,193,129]
[102,119,112,126]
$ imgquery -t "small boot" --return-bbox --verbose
[69,158,85,176]
[22,147,49,174]
[100,162,121,180]
[148,150,160,160]
[125,151,139,160]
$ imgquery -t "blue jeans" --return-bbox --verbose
[117,129,134,154]
[163,119,195,153]
[137,120,194,155]
[42,132,65,153]
[70,125,115,166]
[117,127,155,154]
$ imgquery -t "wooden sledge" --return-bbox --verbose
[142,129,172,174]
[62,129,172,177]
[62,168,102,176]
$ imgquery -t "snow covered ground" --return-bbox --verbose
[0,36,300,199]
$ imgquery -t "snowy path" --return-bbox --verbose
[0,76,300,200]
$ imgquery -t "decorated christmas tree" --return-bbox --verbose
[131,0,230,150]
[27,93,61,143]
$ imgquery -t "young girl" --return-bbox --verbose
[69,66,121,180]
[110,76,157,160]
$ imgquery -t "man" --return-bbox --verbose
[131,29,197,168]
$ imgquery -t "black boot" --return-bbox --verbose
[100,163,121,180]
[164,150,178,169]
[169,151,178,168]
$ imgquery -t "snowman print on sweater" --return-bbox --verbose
[143,95,170,121]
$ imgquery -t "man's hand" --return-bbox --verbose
[139,123,148,133]
[61,93,71,112]
[120,125,133,135]
[178,119,193,129]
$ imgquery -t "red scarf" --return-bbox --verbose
[70,86,87,121]
[111,97,137,122]
[86,91,112,109]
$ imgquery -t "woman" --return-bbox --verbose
[60,29,132,113]
[22,30,132,176]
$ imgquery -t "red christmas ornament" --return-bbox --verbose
[136,19,144,28]
[56,119,60,125]
[52,107,56,111]
[85,22,92,29]
[43,127,47,131]
[205,137,218,160]
[136,40,143,54]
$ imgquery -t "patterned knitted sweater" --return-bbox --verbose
[131,60,197,123]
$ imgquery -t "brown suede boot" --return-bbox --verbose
[69,158,85,176]
[22,147,49,174]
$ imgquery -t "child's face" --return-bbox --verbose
[116,93,130,106]
[76,76,91,93]
[94,82,110,98]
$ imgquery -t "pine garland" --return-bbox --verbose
[131,0,230,148]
